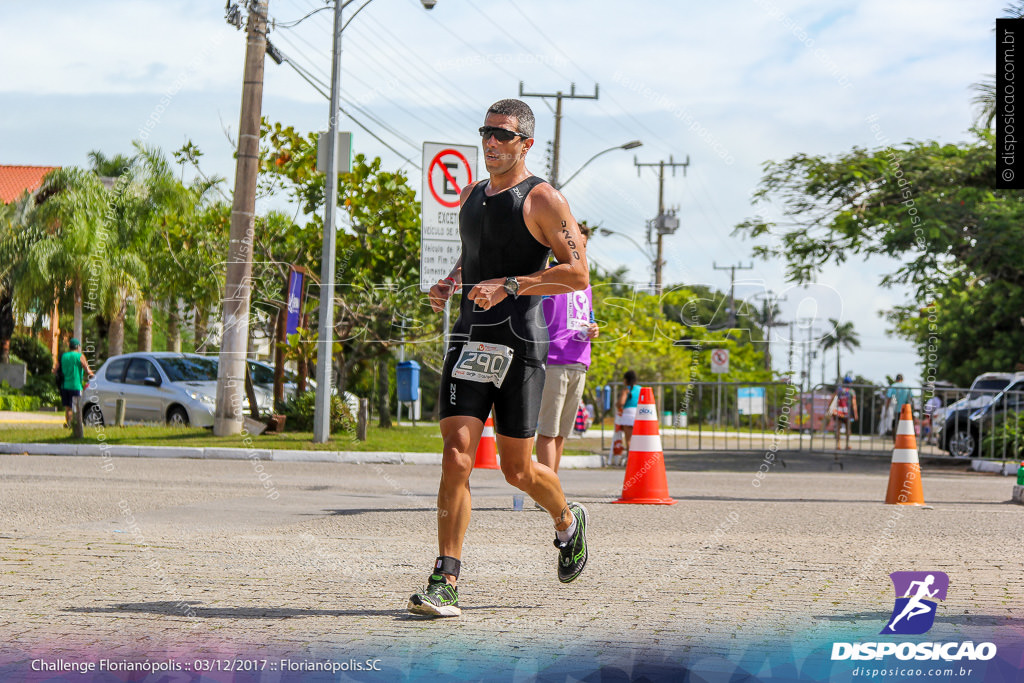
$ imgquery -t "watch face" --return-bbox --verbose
[505,277,518,295]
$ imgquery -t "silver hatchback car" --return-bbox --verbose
[82,352,271,427]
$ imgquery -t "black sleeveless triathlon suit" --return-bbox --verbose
[439,175,552,438]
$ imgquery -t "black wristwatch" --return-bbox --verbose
[503,276,520,298]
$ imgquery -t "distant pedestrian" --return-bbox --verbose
[828,377,858,450]
[57,338,93,428]
[615,370,641,453]
[536,222,599,474]
[922,394,943,445]
[885,373,914,443]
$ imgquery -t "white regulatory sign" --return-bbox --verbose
[420,142,477,292]
[710,348,730,374]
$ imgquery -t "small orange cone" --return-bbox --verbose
[885,404,926,505]
[608,411,625,466]
[614,387,676,505]
[474,415,499,469]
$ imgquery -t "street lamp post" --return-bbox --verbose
[556,140,642,190]
[312,0,437,443]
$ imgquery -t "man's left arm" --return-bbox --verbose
[466,185,588,309]
[516,185,588,296]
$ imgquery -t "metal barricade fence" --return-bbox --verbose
[594,380,1024,461]
[597,380,800,453]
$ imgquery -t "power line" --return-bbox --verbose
[271,43,422,169]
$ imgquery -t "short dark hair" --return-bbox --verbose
[577,221,591,239]
[624,370,637,385]
[895,374,904,382]
[486,99,535,138]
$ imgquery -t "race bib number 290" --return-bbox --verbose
[452,342,514,387]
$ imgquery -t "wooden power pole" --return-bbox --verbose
[215,0,269,436]
[518,82,598,189]
[634,156,689,291]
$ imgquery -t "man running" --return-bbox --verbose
[409,99,590,617]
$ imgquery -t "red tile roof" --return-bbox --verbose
[0,165,60,204]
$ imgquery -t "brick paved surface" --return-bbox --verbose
[1,452,1022,675]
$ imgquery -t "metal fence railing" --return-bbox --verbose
[592,380,1024,461]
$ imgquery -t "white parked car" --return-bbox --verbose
[82,352,272,427]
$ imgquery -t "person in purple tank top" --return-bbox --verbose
[536,222,599,474]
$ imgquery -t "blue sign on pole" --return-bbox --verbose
[285,268,304,343]
[737,386,766,415]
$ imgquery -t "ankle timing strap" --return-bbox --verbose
[434,555,461,578]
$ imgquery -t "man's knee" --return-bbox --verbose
[441,444,474,480]
[502,464,532,490]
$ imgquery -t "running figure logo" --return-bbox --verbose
[882,571,949,635]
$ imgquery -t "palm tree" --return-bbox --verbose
[971,3,1024,128]
[21,167,108,343]
[87,150,134,179]
[819,318,860,384]
[133,144,225,352]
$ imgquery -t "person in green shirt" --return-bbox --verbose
[56,337,94,428]
[885,373,914,443]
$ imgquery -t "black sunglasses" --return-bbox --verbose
[478,126,528,143]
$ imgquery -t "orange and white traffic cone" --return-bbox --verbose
[885,404,926,505]
[608,411,625,467]
[614,387,676,505]
[474,415,499,469]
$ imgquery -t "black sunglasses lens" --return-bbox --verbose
[479,126,518,142]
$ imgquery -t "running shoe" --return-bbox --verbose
[408,573,461,617]
[553,502,589,583]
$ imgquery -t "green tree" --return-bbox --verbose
[734,129,1024,385]
[21,167,109,344]
[260,121,435,413]
[133,144,225,352]
[87,150,134,179]
[0,198,40,362]
[587,270,771,396]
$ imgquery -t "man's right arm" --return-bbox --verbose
[429,255,462,312]
[428,181,477,313]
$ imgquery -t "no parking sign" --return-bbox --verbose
[420,142,477,291]
[710,348,730,374]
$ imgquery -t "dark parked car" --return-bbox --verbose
[939,372,1015,457]
[967,376,1024,458]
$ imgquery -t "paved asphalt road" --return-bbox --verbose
[1,451,1021,680]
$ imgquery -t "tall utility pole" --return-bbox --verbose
[713,261,754,327]
[788,321,796,376]
[801,319,821,395]
[518,82,598,189]
[634,156,689,291]
[312,0,347,443]
[215,0,269,436]
[753,290,787,372]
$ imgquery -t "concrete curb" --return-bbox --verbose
[271,449,339,463]
[0,443,608,468]
[971,459,1019,476]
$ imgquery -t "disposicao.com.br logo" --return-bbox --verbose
[831,571,997,663]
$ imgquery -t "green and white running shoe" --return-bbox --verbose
[554,502,589,583]
[408,573,461,617]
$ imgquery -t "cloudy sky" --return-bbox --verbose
[0,0,1004,386]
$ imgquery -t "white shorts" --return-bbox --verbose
[616,407,637,427]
